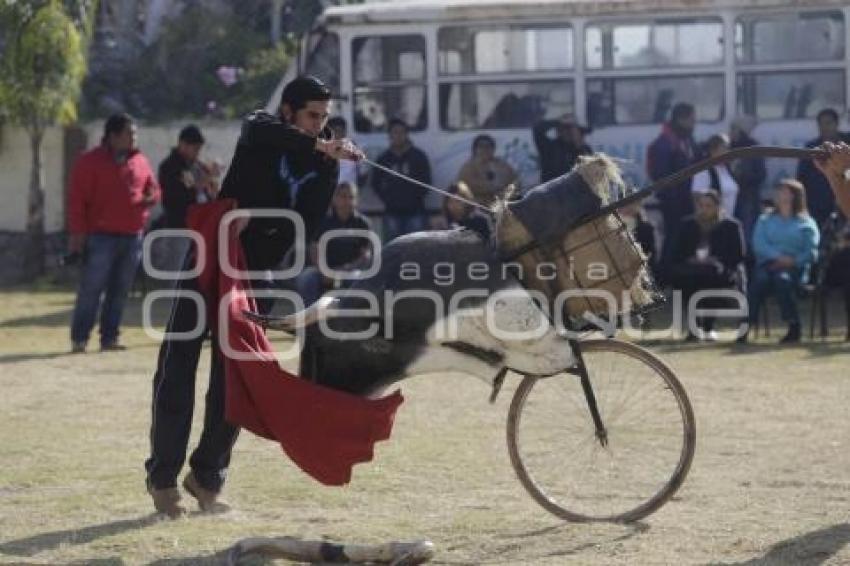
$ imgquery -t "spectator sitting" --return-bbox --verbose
[438,181,492,240]
[456,134,518,206]
[533,115,593,183]
[669,186,746,341]
[796,108,850,227]
[157,124,208,276]
[729,116,767,243]
[294,182,374,307]
[691,134,739,220]
[739,179,820,344]
[620,201,658,280]
[372,118,432,241]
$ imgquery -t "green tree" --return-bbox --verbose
[0,0,92,280]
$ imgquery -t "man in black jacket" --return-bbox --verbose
[157,125,207,275]
[372,118,432,241]
[533,115,593,183]
[145,76,362,518]
[796,108,850,227]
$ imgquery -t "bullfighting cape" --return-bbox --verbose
[186,199,404,486]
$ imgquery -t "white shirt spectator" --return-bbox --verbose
[692,166,739,217]
[338,159,359,186]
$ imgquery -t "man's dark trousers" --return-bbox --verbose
[144,253,274,493]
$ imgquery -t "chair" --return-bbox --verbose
[751,258,829,341]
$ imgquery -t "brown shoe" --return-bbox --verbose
[183,472,230,514]
[148,486,186,519]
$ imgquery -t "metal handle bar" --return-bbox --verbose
[594,146,827,219]
[503,146,828,261]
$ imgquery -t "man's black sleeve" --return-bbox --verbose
[533,120,556,152]
[419,148,432,185]
[158,159,193,226]
[719,220,747,271]
[670,220,695,264]
[371,152,390,202]
[409,149,430,199]
[299,160,340,242]
[241,111,318,154]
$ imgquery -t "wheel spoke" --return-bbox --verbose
[507,339,695,523]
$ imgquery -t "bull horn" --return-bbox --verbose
[241,310,292,331]
[242,296,339,332]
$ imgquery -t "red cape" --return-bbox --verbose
[186,200,404,486]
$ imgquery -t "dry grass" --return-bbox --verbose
[1,287,850,565]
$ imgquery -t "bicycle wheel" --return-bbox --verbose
[506,338,695,523]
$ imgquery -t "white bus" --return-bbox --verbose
[272,0,849,211]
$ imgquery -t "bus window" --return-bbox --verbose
[735,11,844,64]
[439,80,574,130]
[438,25,573,74]
[586,19,723,69]
[352,35,427,132]
[303,32,340,93]
[736,70,845,120]
[586,75,724,126]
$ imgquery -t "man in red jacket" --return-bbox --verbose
[67,113,160,353]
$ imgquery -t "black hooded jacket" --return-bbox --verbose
[219,110,339,270]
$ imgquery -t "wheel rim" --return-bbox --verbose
[507,339,695,523]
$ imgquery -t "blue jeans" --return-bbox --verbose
[294,266,325,308]
[293,258,371,307]
[747,267,801,326]
[70,233,143,345]
[383,213,427,242]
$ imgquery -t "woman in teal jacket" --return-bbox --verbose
[741,179,820,343]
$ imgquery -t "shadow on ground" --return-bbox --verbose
[433,521,650,564]
[711,523,850,566]
[147,550,275,565]
[0,297,173,329]
[0,515,160,557]
[0,351,78,364]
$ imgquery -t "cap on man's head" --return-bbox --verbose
[179,124,205,145]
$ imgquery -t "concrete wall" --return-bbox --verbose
[0,120,243,233]
[0,126,66,232]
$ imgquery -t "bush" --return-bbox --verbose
[82,3,293,121]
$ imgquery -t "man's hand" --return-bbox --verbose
[141,179,158,206]
[68,233,86,254]
[815,141,850,218]
[316,138,365,161]
[814,141,850,180]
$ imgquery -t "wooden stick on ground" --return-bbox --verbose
[226,536,435,566]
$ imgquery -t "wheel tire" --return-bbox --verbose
[506,338,696,523]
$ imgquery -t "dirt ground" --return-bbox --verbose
[1,288,850,565]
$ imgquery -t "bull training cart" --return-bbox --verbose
[495,146,825,523]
